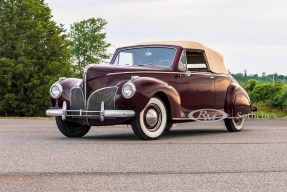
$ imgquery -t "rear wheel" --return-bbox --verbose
[131,97,167,140]
[224,117,245,132]
[56,117,91,137]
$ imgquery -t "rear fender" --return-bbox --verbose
[225,83,251,117]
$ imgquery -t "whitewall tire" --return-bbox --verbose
[224,117,245,132]
[131,97,167,140]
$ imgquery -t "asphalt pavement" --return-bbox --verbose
[0,118,287,191]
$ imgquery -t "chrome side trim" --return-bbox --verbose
[107,71,181,76]
[107,71,230,77]
[172,118,191,121]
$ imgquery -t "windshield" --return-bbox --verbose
[112,47,176,67]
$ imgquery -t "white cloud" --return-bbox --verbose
[217,44,287,74]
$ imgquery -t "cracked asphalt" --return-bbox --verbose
[0,118,287,191]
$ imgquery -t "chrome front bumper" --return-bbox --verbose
[46,101,135,121]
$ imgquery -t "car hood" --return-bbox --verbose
[85,64,171,82]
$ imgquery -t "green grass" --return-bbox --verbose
[249,103,287,119]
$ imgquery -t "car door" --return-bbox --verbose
[175,72,215,111]
[174,49,215,114]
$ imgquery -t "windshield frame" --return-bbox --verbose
[110,46,178,68]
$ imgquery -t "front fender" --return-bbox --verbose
[225,83,251,117]
[50,78,82,108]
[116,77,182,118]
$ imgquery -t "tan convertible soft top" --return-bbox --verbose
[131,41,229,74]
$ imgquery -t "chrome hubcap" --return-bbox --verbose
[145,108,158,127]
[143,104,162,132]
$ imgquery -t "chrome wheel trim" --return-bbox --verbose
[139,98,167,138]
[144,107,159,129]
[232,117,245,130]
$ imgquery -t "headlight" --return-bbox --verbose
[50,83,63,99]
[122,82,136,99]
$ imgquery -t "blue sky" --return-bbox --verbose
[45,0,287,75]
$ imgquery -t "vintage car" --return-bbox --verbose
[46,41,256,140]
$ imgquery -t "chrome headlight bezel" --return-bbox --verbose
[122,82,136,99]
[50,82,63,99]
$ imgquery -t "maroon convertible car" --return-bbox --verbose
[46,41,256,140]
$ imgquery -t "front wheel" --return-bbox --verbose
[165,121,173,132]
[224,117,245,132]
[131,97,167,140]
[56,117,91,137]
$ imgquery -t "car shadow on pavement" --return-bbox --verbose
[69,128,231,141]
[163,128,228,138]
[84,133,139,140]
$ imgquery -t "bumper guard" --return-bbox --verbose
[46,101,135,121]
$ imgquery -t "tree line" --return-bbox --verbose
[232,72,287,84]
[232,73,287,114]
[0,0,110,116]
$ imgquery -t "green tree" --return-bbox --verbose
[271,85,287,111]
[250,83,283,104]
[232,73,244,84]
[68,18,111,76]
[244,79,259,93]
[0,0,72,116]
[232,72,287,84]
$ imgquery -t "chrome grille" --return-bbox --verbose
[70,88,85,112]
[87,87,117,111]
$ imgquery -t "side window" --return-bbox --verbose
[178,50,187,71]
[186,50,208,72]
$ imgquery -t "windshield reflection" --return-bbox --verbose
[112,47,176,67]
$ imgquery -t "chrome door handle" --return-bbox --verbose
[209,76,214,80]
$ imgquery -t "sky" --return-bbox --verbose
[45,0,287,75]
